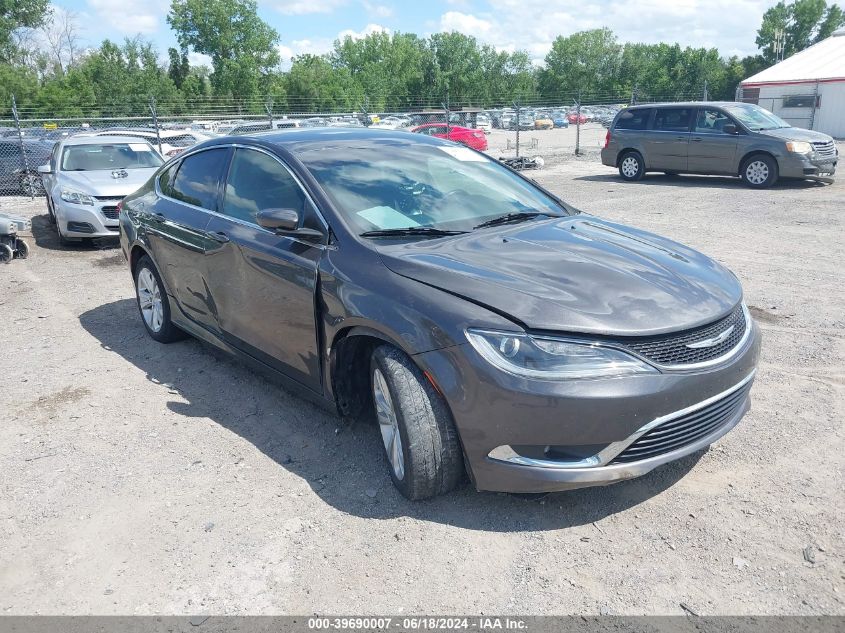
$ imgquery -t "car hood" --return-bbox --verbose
[758,127,834,143]
[57,168,158,196]
[377,215,742,336]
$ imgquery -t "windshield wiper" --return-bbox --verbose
[473,211,560,230]
[359,227,468,238]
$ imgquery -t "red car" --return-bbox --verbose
[410,124,488,151]
[567,112,588,125]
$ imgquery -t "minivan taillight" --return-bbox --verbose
[604,130,611,148]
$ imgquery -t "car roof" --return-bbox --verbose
[625,101,740,110]
[61,135,156,145]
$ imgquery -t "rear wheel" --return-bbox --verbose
[618,151,644,181]
[370,345,463,500]
[0,244,13,263]
[134,255,186,343]
[741,154,778,188]
[14,239,28,259]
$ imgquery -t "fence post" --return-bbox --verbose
[148,97,163,155]
[809,80,819,130]
[735,85,742,102]
[513,100,521,159]
[443,89,450,139]
[574,93,581,157]
[631,84,638,106]
[703,80,708,102]
[11,95,34,200]
[265,98,274,128]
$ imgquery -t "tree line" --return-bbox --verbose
[1,0,843,119]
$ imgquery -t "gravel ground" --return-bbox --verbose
[0,156,842,616]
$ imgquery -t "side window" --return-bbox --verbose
[158,161,180,197]
[653,108,693,132]
[614,108,653,130]
[695,108,733,134]
[169,148,228,210]
[222,148,307,225]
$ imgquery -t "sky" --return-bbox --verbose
[52,0,777,67]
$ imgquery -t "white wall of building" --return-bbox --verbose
[750,81,845,139]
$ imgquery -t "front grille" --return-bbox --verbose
[616,305,746,366]
[101,206,119,220]
[811,141,837,159]
[611,380,752,464]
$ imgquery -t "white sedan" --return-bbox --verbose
[38,135,163,245]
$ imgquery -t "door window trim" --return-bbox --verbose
[155,143,330,242]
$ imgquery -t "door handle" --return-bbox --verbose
[210,231,230,243]
[675,136,688,141]
[692,137,703,142]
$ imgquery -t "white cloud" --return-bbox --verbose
[337,23,390,41]
[463,0,772,61]
[86,0,167,35]
[188,51,212,67]
[271,0,348,15]
[362,1,394,18]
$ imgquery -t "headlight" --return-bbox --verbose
[785,141,812,154]
[465,329,657,380]
[60,190,95,205]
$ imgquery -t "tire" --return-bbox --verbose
[741,154,778,188]
[370,345,463,500]
[14,239,28,259]
[55,217,74,247]
[0,244,12,263]
[134,255,186,343]
[618,151,645,181]
[46,196,56,225]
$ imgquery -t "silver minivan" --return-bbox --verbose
[601,102,837,188]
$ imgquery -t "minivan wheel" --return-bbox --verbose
[741,154,778,188]
[370,345,463,500]
[618,151,644,181]
[134,255,186,343]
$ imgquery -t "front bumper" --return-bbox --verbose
[416,320,761,493]
[55,198,122,238]
[779,151,837,182]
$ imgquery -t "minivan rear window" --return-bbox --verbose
[614,109,653,130]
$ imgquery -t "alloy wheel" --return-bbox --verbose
[137,267,164,333]
[372,368,405,480]
[745,160,769,185]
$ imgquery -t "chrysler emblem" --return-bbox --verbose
[111,169,128,179]
[686,325,735,349]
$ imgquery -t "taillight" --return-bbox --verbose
[473,131,484,137]
[116,200,123,213]
[604,130,611,148]
[166,149,182,157]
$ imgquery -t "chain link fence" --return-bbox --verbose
[2,86,831,199]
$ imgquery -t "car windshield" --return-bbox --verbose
[297,141,569,235]
[722,103,791,130]
[61,143,164,171]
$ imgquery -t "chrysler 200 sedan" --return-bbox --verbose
[119,129,761,500]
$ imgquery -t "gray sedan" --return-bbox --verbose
[38,135,163,244]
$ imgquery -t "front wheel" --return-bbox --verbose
[134,255,186,343]
[370,345,464,500]
[741,154,778,188]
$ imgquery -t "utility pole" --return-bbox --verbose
[703,80,708,102]
[149,97,163,155]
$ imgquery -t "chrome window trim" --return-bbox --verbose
[154,143,330,243]
[488,368,756,470]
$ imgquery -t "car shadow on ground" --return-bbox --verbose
[577,173,827,190]
[29,211,120,252]
[80,298,705,533]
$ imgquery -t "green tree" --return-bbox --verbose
[540,29,621,99]
[1,0,51,62]
[167,47,190,89]
[168,0,280,98]
[756,0,845,62]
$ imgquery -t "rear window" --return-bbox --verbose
[168,148,228,210]
[614,108,652,130]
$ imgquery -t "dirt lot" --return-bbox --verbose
[0,156,843,616]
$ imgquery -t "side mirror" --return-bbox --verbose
[723,124,738,135]
[256,208,324,241]
[37,164,51,174]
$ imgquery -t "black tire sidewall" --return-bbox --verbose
[619,151,644,181]
[370,356,414,495]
